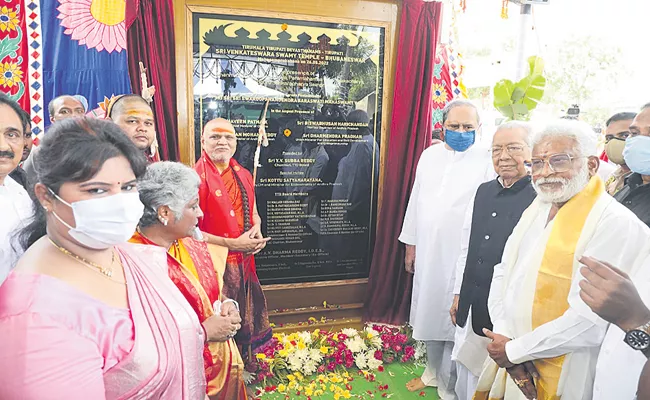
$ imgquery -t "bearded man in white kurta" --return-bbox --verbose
[475,120,650,400]
[400,100,493,399]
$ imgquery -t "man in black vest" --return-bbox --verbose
[448,122,537,399]
[614,104,650,227]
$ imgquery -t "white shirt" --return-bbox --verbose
[488,197,650,399]
[0,176,32,285]
[399,143,494,341]
[593,247,650,400]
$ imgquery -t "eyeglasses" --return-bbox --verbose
[490,144,527,158]
[605,134,629,143]
[525,153,583,176]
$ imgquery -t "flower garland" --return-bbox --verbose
[249,324,426,398]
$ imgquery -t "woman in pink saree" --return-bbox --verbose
[0,118,207,399]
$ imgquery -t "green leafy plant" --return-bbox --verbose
[493,56,546,120]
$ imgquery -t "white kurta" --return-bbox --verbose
[592,242,650,400]
[488,194,650,400]
[399,143,493,341]
[452,191,490,378]
[0,176,33,285]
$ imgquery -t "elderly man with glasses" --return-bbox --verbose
[473,120,650,400]
[449,121,537,400]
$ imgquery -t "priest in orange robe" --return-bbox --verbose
[195,118,272,360]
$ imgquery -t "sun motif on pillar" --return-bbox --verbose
[56,0,127,53]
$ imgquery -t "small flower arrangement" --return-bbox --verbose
[247,323,425,397]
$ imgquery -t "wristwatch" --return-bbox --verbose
[624,321,650,352]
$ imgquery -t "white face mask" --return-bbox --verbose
[49,189,144,250]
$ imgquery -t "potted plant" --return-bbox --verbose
[493,56,546,120]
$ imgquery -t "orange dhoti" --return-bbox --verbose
[195,152,273,359]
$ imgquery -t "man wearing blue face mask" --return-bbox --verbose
[615,104,650,227]
[401,100,494,398]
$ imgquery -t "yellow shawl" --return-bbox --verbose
[474,176,605,400]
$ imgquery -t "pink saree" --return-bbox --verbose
[0,243,206,399]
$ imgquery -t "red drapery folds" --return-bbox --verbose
[126,0,180,161]
[364,0,443,325]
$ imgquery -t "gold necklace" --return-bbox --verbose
[48,238,122,282]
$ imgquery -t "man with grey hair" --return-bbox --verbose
[474,120,650,400]
[401,99,494,397]
[130,161,248,398]
[449,121,537,399]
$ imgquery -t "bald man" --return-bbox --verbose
[22,95,88,182]
[107,94,159,163]
[195,117,272,360]
[48,95,86,123]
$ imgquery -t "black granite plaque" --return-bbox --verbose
[192,13,384,284]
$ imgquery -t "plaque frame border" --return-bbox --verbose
[173,1,400,322]
[174,1,399,225]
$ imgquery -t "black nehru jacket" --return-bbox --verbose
[456,176,536,336]
[614,173,650,228]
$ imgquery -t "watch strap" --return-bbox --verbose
[630,320,650,334]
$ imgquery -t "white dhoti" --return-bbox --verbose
[400,144,493,400]
[452,311,490,400]
[476,178,650,400]
[455,363,479,400]
[422,340,457,400]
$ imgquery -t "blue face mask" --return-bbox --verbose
[444,129,476,152]
[623,135,650,175]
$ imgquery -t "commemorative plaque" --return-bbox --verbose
[192,13,385,284]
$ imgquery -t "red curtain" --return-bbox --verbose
[126,0,180,161]
[364,0,443,325]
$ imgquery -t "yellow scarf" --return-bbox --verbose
[474,176,605,400]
